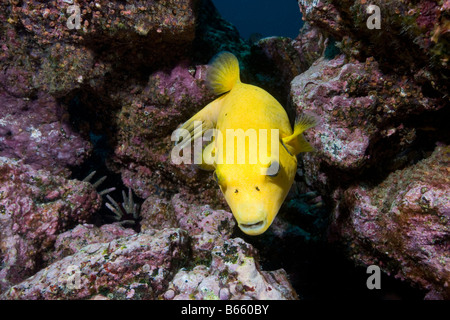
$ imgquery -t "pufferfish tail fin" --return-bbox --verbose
[207,51,241,95]
[281,113,317,156]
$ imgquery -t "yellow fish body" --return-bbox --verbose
[175,52,316,235]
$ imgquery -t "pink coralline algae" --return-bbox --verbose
[297,0,449,95]
[3,0,197,45]
[290,0,449,298]
[332,146,450,299]
[0,89,91,176]
[43,223,137,265]
[1,192,298,300]
[0,157,102,293]
[3,228,190,300]
[0,0,199,99]
[290,54,444,195]
[113,63,225,205]
[167,238,298,300]
[140,193,235,260]
[139,194,297,300]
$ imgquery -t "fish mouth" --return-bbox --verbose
[239,220,266,234]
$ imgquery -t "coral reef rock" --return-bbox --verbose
[291,54,446,196]
[143,194,298,300]
[166,238,298,300]
[0,0,198,98]
[112,62,225,206]
[293,0,450,299]
[3,228,189,300]
[43,223,137,265]
[297,0,449,81]
[332,145,450,299]
[0,158,101,293]
[0,89,91,175]
[2,193,298,300]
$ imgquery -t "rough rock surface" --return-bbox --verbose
[140,194,297,300]
[0,90,91,175]
[3,228,189,300]
[43,223,136,265]
[166,238,298,300]
[0,0,199,98]
[0,157,101,292]
[332,145,450,299]
[2,193,298,300]
[292,0,450,299]
[297,0,449,79]
[291,54,446,196]
[112,63,222,205]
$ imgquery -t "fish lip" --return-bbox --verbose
[239,220,265,231]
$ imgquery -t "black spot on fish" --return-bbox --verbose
[235,189,238,194]
[255,186,260,191]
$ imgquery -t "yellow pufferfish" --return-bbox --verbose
[175,52,316,235]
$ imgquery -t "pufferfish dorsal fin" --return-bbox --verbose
[206,51,241,95]
[281,113,317,156]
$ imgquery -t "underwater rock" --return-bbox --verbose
[290,54,445,196]
[43,223,136,265]
[253,37,306,93]
[2,228,189,300]
[165,237,298,300]
[292,23,327,69]
[2,192,297,300]
[0,66,35,98]
[0,157,101,293]
[141,194,234,236]
[295,1,450,299]
[0,0,199,98]
[297,0,449,96]
[141,194,298,299]
[332,145,450,299]
[141,193,235,260]
[112,62,227,206]
[2,0,197,45]
[253,22,327,87]
[0,89,91,175]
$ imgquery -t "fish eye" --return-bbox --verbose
[234,189,238,194]
[266,161,280,178]
[255,186,260,191]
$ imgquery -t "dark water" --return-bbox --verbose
[212,0,303,40]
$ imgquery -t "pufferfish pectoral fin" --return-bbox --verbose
[174,96,224,170]
[281,113,317,156]
[174,97,223,151]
